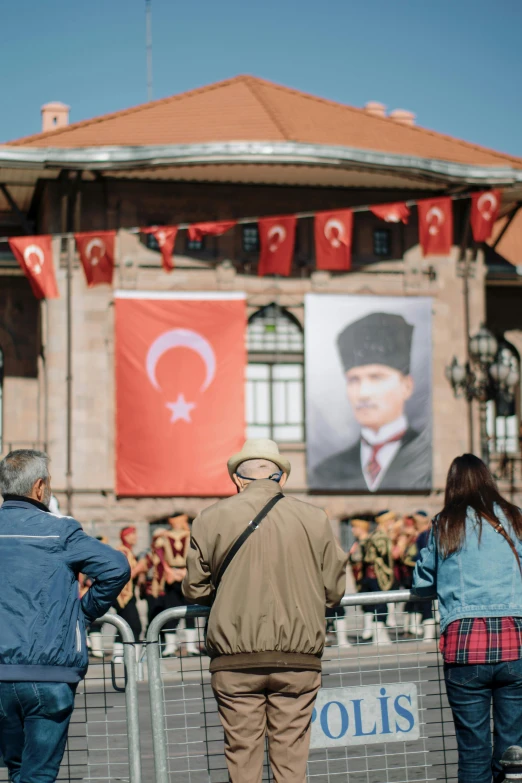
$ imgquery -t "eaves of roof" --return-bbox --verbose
[1,140,521,187]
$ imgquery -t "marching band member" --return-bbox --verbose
[113,526,147,662]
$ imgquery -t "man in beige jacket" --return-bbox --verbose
[183,438,348,783]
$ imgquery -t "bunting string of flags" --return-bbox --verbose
[4,190,501,299]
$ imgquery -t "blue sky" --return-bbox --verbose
[1,0,521,155]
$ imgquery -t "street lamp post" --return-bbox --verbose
[446,326,519,465]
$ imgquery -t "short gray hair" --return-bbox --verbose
[236,458,280,479]
[0,450,50,497]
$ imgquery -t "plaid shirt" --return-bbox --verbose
[441,617,522,664]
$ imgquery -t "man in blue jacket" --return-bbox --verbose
[0,449,130,783]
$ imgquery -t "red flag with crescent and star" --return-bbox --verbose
[417,197,453,256]
[142,226,178,272]
[187,220,236,242]
[75,231,115,286]
[471,190,501,242]
[258,216,296,276]
[8,235,59,299]
[370,202,410,224]
[115,292,246,496]
[314,209,353,271]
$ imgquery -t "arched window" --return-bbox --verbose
[487,339,520,454]
[246,304,304,442]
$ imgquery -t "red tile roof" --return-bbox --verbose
[8,75,522,169]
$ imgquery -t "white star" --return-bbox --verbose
[166,394,196,423]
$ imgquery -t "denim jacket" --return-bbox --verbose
[412,505,522,632]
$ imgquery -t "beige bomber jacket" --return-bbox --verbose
[183,479,348,672]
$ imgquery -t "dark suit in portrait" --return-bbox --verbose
[309,426,431,491]
[308,312,432,492]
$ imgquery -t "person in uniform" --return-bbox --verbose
[152,512,200,657]
[393,516,422,638]
[411,510,436,642]
[310,312,431,491]
[81,535,111,659]
[113,526,146,661]
[358,510,395,645]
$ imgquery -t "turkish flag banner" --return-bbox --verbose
[142,226,178,272]
[187,220,236,242]
[370,202,410,224]
[115,292,246,496]
[258,216,296,277]
[417,197,453,256]
[471,190,501,242]
[314,209,353,271]
[8,235,59,299]
[75,231,115,286]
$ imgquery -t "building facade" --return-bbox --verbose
[1,76,522,546]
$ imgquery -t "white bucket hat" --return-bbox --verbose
[227,438,291,479]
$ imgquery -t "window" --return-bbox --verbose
[242,224,260,253]
[247,364,304,441]
[145,232,160,252]
[186,236,205,252]
[373,229,391,257]
[246,305,304,441]
[247,303,303,353]
[486,341,520,454]
[143,224,165,252]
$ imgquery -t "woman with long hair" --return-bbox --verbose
[414,454,522,783]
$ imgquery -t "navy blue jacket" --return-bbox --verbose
[0,496,130,683]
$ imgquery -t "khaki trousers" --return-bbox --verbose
[211,668,321,783]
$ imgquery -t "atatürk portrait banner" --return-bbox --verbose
[305,294,432,492]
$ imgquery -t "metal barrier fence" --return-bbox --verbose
[0,593,458,783]
[145,591,458,783]
[0,614,141,783]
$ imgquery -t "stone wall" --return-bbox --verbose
[35,228,484,548]
[0,180,487,546]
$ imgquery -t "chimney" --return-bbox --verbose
[364,101,386,118]
[41,102,70,133]
[389,108,416,127]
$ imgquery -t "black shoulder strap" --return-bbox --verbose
[213,492,284,594]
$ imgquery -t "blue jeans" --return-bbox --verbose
[445,659,522,783]
[0,681,76,783]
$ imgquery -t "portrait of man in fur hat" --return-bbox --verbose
[306,297,432,492]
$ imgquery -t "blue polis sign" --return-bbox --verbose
[310,683,420,749]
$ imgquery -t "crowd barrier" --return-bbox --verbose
[0,614,141,783]
[0,593,458,783]
[145,591,458,783]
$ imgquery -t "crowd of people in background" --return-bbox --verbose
[326,507,435,648]
[81,504,436,660]
[83,511,201,660]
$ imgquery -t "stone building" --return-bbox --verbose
[1,75,522,547]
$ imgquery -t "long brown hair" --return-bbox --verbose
[436,453,522,557]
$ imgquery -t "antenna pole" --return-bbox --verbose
[146,0,153,101]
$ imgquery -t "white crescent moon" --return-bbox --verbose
[426,206,444,236]
[477,192,497,220]
[23,244,45,274]
[324,218,345,248]
[86,237,106,265]
[267,225,286,252]
[146,329,216,393]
